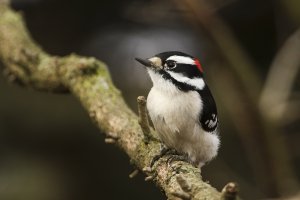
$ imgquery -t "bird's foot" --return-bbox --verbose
[150,144,190,169]
[166,153,190,167]
[150,145,178,167]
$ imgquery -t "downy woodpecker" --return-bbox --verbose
[136,51,220,168]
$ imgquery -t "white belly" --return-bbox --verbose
[147,86,219,166]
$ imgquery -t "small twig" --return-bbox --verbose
[221,182,239,200]
[104,132,119,144]
[259,28,300,121]
[137,96,151,141]
[104,138,116,144]
[145,176,154,181]
[129,169,139,178]
[142,166,152,173]
[107,132,119,139]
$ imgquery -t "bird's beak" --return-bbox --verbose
[135,58,153,67]
[135,57,163,70]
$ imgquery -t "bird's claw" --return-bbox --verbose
[166,154,189,167]
[150,145,170,167]
[150,145,189,168]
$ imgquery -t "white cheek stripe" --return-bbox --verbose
[167,71,205,90]
[166,55,195,65]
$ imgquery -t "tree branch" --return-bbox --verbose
[259,28,300,121]
[0,3,227,200]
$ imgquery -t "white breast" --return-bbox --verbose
[147,86,202,135]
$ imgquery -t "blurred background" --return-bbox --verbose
[0,0,300,199]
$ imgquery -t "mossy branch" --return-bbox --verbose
[0,3,236,200]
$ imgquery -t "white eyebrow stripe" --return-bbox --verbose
[166,55,195,65]
[167,71,205,90]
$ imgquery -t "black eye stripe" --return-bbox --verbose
[168,64,202,78]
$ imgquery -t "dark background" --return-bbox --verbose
[0,0,299,199]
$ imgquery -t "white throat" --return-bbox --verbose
[147,70,180,95]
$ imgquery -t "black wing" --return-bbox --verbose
[197,85,218,132]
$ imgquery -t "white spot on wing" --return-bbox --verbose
[207,115,218,128]
[166,55,195,65]
[167,71,205,90]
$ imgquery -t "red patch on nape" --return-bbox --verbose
[194,59,203,73]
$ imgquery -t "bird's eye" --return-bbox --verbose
[165,60,176,69]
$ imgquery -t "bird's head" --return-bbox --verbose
[136,51,205,91]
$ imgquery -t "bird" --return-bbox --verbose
[135,51,220,168]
